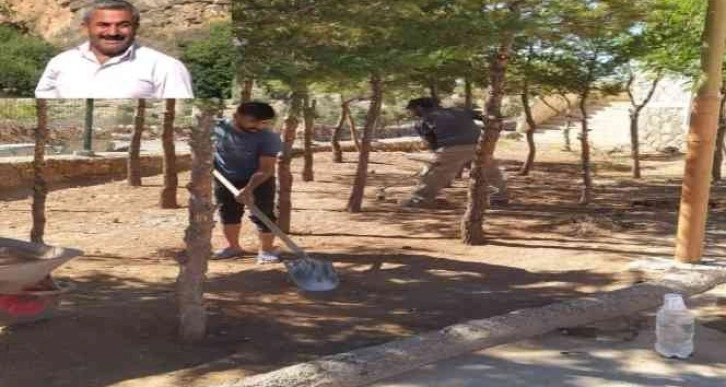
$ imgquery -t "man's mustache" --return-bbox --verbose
[99,35,127,41]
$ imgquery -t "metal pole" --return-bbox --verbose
[674,0,726,263]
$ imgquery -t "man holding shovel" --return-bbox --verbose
[212,102,282,263]
[400,97,508,208]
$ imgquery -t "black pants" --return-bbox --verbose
[215,177,276,232]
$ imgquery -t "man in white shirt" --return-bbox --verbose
[35,0,194,99]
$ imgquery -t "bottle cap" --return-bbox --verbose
[663,293,686,310]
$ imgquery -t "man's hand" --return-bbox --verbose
[236,187,254,205]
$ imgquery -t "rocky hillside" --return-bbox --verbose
[1,0,230,54]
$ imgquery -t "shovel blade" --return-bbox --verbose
[284,258,339,292]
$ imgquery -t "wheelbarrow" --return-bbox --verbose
[0,237,83,326]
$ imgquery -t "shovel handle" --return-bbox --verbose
[212,170,306,258]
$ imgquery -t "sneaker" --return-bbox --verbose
[212,247,244,260]
[256,250,280,264]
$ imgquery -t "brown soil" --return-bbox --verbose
[1,140,725,387]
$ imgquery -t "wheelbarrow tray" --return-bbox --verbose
[0,237,83,294]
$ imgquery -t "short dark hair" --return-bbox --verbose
[406,97,439,110]
[83,0,141,26]
[237,102,276,120]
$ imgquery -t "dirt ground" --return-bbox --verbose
[1,140,725,387]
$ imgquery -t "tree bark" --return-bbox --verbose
[331,96,350,163]
[464,76,474,110]
[30,99,48,244]
[518,75,537,176]
[277,90,303,234]
[347,75,384,213]
[461,28,516,245]
[347,104,361,151]
[627,73,661,179]
[675,0,726,263]
[579,89,593,205]
[557,93,574,152]
[302,93,316,182]
[160,99,179,208]
[128,99,146,187]
[241,79,254,103]
[429,82,439,103]
[83,99,94,154]
[711,81,726,181]
[177,103,216,343]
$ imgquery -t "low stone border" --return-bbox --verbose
[219,268,726,387]
[0,153,193,192]
[0,139,424,192]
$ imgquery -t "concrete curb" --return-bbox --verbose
[219,268,726,387]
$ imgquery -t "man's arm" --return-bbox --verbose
[155,58,194,99]
[35,59,60,98]
[237,156,276,204]
[417,120,437,150]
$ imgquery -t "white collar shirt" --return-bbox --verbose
[35,42,194,99]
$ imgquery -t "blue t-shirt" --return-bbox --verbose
[213,119,283,182]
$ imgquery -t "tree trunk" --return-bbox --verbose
[302,93,316,182]
[331,96,349,163]
[629,110,643,179]
[558,93,573,152]
[429,82,439,103]
[347,75,384,213]
[464,76,474,110]
[675,0,726,263]
[711,81,726,181]
[277,90,303,234]
[241,79,254,103]
[128,99,146,187]
[579,90,593,205]
[347,104,361,151]
[83,99,94,154]
[519,89,537,175]
[177,103,216,343]
[461,29,516,245]
[627,73,661,179]
[161,99,179,208]
[30,99,48,244]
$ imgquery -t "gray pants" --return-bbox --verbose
[410,144,508,203]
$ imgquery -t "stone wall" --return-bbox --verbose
[0,138,424,192]
[636,76,692,152]
[0,153,192,192]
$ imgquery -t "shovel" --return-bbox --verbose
[213,170,339,292]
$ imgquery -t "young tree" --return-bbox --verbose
[331,96,352,163]
[177,101,218,342]
[160,99,179,208]
[0,25,57,97]
[540,0,647,205]
[713,81,726,181]
[462,26,517,244]
[30,99,48,244]
[128,99,146,187]
[180,22,236,99]
[241,78,254,103]
[625,69,661,178]
[347,75,384,212]
[277,89,303,233]
[302,90,316,181]
[675,0,726,263]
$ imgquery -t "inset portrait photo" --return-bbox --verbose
[0,0,234,99]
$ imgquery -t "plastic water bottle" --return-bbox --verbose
[655,293,695,359]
